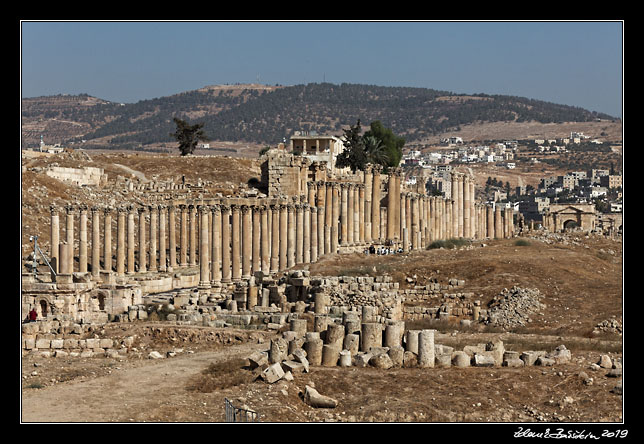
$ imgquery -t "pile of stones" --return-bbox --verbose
[485,286,545,329]
[593,317,622,336]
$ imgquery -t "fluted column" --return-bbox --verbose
[463,175,471,239]
[50,205,60,273]
[231,205,241,281]
[340,183,348,246]
[199,205,210,288]
[271,204,280,273]
[138,207,147,273]
[296,203,304,264]
[287,204,296,268]
[347,183,354,245]
[179,205,188,267]
[252,205,261,274]
[371,166,381,241]
[149,205,158,272]
[241,205,252,279]
[279,204,288,271]
[387,173,396,241]
[331,183,340,253]
[189,204,197,267]
[310,206,318,262]
[303,204,311,263]
[79,206,88,273]
[158,205,167,272]
[210,205,222,286]
[65,204,74,273]
[364,165,373,243]
[260,205,269,273]
[221,204,232,283]
[127,206,136,274]
[116,207,126,276]
[168,205,177,271]
[91,206,100,278]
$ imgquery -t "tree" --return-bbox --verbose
[363,120,405,168]
[335,120,368,172]
[363,135,389,165]
[170,117,208,156]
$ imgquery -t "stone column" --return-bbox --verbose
[241,205,252,279]
[127,206,136,274]
[364,165,373,244]
[317,204,325,257]
[260,205,269,273]
[372,166,381,241]
[458,174,465,237]
[50,205,60,273]
[387,173,396,241]
[487,205,494,239]
[271,204,280,273]
[138,207,147,273]
[58,241,71,275]
[340,183,348,246]
[347,183,354,245]
[199,205,210,288]
[158,205,167,272]
[103,207,113,272]
[116,207,126,276]
[189,205,197,267]
[287,204,296,268]
[221,204,232,283]
[78,206,88,273]
[65,205,74,273]
[252,205,261,274]
[279,204,288,271]
[168,205,177,271]
[303,204,311,263]
[470,180,476,238]
[450,174,458,238]
[91,207,100,278]
[463,175,471,239]
[296,203,304,264]
[411,196,418,250]
[325,182,333,253]
[331,183,340,253]
[418,329,435,368]
[179,205,188,267]
[149,205,158,272]
[231,205,242,281]
[210,205,222,287]
[310,206,318,262]
[494,205,502,239]
[361,323,382,352]
[354,184,361,244]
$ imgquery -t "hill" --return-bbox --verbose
[21,83,619,152]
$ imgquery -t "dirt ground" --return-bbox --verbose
[20,150,624,425]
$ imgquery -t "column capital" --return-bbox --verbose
[220,203,231,212]
[240,204,251,214]
[138,206,148,215]
[117,206,128,214]
[64,203,76,213]
[210,203,221,212]
[310,205,318,213]
[78,204,88,213]
[50,204,58,215]
[287,204,295,213]
[258,204,267,213]
[270,203,281,211]
[231,204,241,213]
[198,204,210,214]
[90,206,100,214]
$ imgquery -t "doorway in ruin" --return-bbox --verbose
[39,299,49,317]
[98,293,106,311]
[563,219,579,231]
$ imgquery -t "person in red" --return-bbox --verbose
[29,308,37,322]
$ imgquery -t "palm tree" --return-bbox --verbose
[363,135,389,166]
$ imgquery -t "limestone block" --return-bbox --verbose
[369,352,394,369]
[50,339,64,349]
[23,338,35,350]
[343,333,360,356]
[418,329,435,368]
[452,351,471,367]
[148,351,164,359]
[339,350,352,367]
[520,350,546,366]
[354,352,372,368]
[303,385,338,408]
[35,338,51,349]
[321,344,340,367]
[536,356,555,366]
[248,351,269,369]
[403,351,418,368]
[304,338,323,366]
[598,354,613,369]
[547,345,571,364]
[269,337,289,364]
[263,363,285,383]
[387,345,404,367]
[473,353,496,367]
[281,360,306,374]
[99,339,113,349]
[436,353,452,368]
[405,330,420,354]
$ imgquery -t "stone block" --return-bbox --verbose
[248,351,269,369]
[354,352,372,368]
[473,353,496,367]
[452,351,470,367]
[99,339,113,349]
[370,352,394,369]
[35,338,51,349]
[50,339,64,349]
[263,363,285,383]
[520,350,546,366]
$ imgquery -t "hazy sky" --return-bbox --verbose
[21,21,623,118]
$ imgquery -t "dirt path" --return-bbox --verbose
[21,341,266,423]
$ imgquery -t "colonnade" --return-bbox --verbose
[48,168,514,288]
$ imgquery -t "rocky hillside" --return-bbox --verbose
[22,83,619,151]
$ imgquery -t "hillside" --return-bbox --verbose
[21,83,619,151]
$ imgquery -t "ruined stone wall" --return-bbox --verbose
[46,166,107,187]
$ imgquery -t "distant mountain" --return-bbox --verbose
[21,83,617,150]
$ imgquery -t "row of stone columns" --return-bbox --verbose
[48,173,514,282]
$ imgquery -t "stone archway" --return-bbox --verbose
[563,219,579,231]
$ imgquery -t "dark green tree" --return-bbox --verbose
[170,117,209,156]
[363,120,405,168]
[335,120,368,172]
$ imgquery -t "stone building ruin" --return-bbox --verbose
[22,145,517,331]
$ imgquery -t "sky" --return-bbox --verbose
[21,21,623,118]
